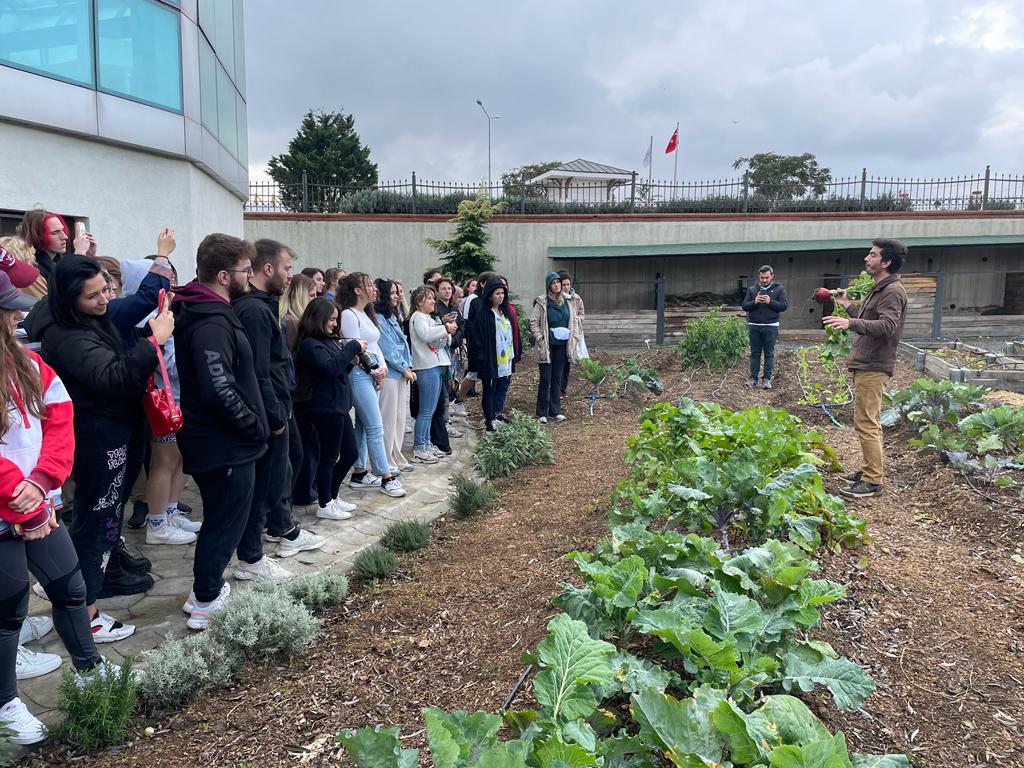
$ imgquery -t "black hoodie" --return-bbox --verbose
[467,277,512,380]
[172,282,268,474]
[232,287,290,432]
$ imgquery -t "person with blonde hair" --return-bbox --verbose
[0,237,47,298]
[280,274,317,354]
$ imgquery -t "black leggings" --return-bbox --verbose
[308,411,358,507]
[0,525,102,705]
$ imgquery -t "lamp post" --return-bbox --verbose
[475,99,500,194]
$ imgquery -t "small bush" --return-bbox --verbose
[139,633,239,709]
[208,589,320,662]
[474,410,555,478]
[0,722,17,766]
[352,547,397,582]
[676,308,748,372]
[381,520,431,552]
[55,658,138,751]
[280,570,349,613]
[448,473,496,518]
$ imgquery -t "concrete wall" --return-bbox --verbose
[243,213,1024,314]
[0,123,244,279]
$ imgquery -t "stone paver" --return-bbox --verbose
[18,420,478,719]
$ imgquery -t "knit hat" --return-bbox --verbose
[545,271,561,290]
[0,271,36,312]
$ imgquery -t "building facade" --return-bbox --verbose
[0,0,247,273]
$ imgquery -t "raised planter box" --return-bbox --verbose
[897,340,1024,392]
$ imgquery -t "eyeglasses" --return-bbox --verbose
[223,267,254,276]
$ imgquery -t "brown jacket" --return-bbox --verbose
[846,274,907,376]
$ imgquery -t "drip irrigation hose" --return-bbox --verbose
[501,664,535,711]
[956,465,1024,513]
[816,403,845,428]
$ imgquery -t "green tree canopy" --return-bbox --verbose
[501,161,563,201]
[732,152,832,201]
[425,187,505,284]
[267,109,378,212]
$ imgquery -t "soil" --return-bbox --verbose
[30,350,1024,768]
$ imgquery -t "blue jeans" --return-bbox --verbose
[413,366,442,451]
[350,367,390,477]
[748,325,779,380]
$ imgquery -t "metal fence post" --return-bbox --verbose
[742,171,750,213]
[655,275,666,346]
[982,165,990,210]
[520,170,526,214]
[411,171,417,214]
[859,168,867,211]
[301,170,309,213]
[932,272,944,339]
[630,171,637,211]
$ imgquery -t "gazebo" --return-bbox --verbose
[528,159,635,203]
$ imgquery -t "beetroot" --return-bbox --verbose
[813,287,832,302]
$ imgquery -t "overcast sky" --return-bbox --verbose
[243,0,1024,185]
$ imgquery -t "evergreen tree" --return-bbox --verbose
[424,187,505,284]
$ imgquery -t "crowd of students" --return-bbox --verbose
[0,209,587,744]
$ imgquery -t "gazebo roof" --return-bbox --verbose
[529,159,634,184]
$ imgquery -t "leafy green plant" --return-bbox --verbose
[353,546,398,582]
[881,378,987,429]
[474,410,554,478]
[382,520,432,552]
[55,659,138,751]
[208,589,320,662]
[448,473,496,518]
[278,570,349,613]
[0,722,15,767]
[676,308,748,372]
[139,633,239,709]
[614,357,664,397]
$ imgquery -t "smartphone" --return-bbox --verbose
[157,288,166,312]
[75,221,87,237]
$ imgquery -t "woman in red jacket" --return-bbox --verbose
[0,274,104,745]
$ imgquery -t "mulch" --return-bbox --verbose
[30,349,1024,767]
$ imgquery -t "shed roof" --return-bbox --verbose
[530,159,634,184]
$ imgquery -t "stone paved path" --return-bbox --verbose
[19,422,478,722]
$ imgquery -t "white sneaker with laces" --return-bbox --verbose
[183,581,230,614]
[316,501,354,521]
[399,463,414,472]
[90,611,135,643]
[18,615,53,644]
[451,402,467,417]
[348,473,381,489]
[146,518,197,545]
[428,444,445,457]
[413,449,438,464]
[277,528,327,557]
[186,584,232,630]
[15,645,62,680]
[31,582,48,601]
[446,424,464,438]
[380,477,407,498]
[0,696,46,745]
[537,416,548,424]
[554,414,566,422]
[169,510,202,532]
[233,555,294,583]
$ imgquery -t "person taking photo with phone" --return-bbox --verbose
[742,265,788,389]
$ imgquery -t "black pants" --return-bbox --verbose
[748,325,780,380]
[482,376,510,429]
[237,426,296,564]
[309,411,358,507]
[536,345,567,418]
[292,407,317,506]
[0,525,101,705]
[192,462,256,603]
[411,374,451,451]
[560,360,571,396]
[68,416,144,606]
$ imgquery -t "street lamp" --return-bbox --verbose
[475,99,501,194]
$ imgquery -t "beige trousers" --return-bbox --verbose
[379,376,410,470]
[852,370,889,485]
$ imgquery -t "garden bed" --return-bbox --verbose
[897,340,1024,392]
[28,351,1024,768]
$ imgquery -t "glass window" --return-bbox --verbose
[0,0,93,86]
[232,0,244,98]
[213,0,233,81]
[216,62,236,157]
[199,36,217,132]
[198,0,215,44]
[236,93,247,165]
[96,0,182,112]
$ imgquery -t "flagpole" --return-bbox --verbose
[672,121,679,195]
[648,135,653,187]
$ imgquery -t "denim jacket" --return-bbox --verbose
[377,314,412,380]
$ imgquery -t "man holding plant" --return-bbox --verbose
[823,239,908,498]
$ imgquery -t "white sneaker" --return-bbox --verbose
[18,615,53,644]
[348,473,381,489]
[554,414,566,422]
[183,581,230,615]
[233,555,294,583]
[0,696,46,745]
[380,477,407,498]
[146,518,197,545]
[451,402,467,417]
[186,584,232,631]
[169,510,202,533]
[15,645,62,680]
[538,416,548,424]
[316,500,354,521]
[399,463,414,472]
[446,424,464,438]
[413,449,438,464]
[31,582,48,601]
[429,444,446,457]
[404,423,413,433]
[90,612,135,643]
[276,528,327,557]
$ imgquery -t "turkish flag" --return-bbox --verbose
[665,128,678,154]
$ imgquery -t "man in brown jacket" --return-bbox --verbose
[823,238,908,498]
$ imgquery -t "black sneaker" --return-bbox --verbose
[98,560,154,599]
[112,538,151,573]
[839,481,881,498]
[839,470,862,483]
[125,499,148,529]
[176,501,193,515]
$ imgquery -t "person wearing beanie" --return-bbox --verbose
[528,271,578,424]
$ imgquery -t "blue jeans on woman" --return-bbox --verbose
[414,366,442,451]
[350,366,391,477]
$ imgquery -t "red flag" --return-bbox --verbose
[664,127,678,154]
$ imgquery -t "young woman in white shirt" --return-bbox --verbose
[407,285,457,463]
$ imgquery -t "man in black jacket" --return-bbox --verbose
[233,239,324,572]
[173,234,269,630]
[741,265,788,389]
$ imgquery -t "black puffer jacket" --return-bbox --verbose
[295,337,362,414]
[172,283,268,474]
[233,288,291,432]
